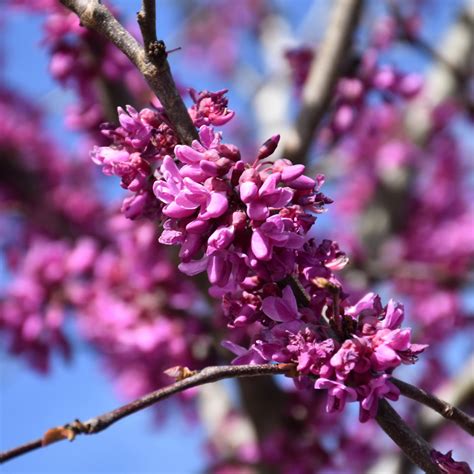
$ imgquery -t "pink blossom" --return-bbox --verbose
[357,375,400,422]
[261,286,299,323]
[369,327,426,371]
[251,215,305,261]
[431,450,472,474]
[174,126,231,182]
[314,379,357,413]
[240,173,293,221]
[154,156,228,220]
[188,89,235,127]
[330,338,371,379]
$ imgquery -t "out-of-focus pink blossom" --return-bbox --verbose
[431,450,472,474]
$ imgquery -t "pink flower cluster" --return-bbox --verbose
[209,378,379,473]
[0,82,208,396]
[92,90,427,421]
[0,239,74,372]
[0,214,208,398]
[329,99,474,343]
[188,89,235,127]
[92,105,177,219]
[225,290,426,422]
[285,44,422,144]
[90,87,238,220]
[75,218,208,400]
[155,128,328,291]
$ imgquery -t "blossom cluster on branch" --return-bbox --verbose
[1,0,473,472]
[91,89,428,422]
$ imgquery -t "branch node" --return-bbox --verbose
[147,40,167,63]
[442,404,454,417]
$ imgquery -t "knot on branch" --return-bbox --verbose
[75,0,100,29]
[68,419,93,435]
[442,404,455,418]
[41,420,90,446]
[164,365,198,381]
[147,40,167,63]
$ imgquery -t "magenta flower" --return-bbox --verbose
[174,126,235,182]
[179,249,247,290]
[153,156,189,216]
[345,292,383,321]
[154,156,228,220]
[330,338,371,379]
[207,250,247,288]
[180,178,228,220]
[431,450,472,474]
[272,159,317,190]
[116,105,153,149]
[357,375,399,422]
[221,340,268,365]
[188,89,235,127]
[251,215,305,261]
[207,226,235,250]
[178,256,208,276]
[261,286,299,322]
[314,379,357,413]
[91,146,130,175]
[85,91,432,429]
[240,173,293,221]
[222,291,260,328]
[381,299,405,329]
[370,328,412,371]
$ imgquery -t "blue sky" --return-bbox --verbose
[1,350,205,473]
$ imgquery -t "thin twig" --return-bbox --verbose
[60,0,198,145]
[392,377,474,436]
[0,440,43,465]
[283,0,364,164]
[137,0,157,56]
[0,363,294,464]
[419,355,474,440]
[388,0,469,84]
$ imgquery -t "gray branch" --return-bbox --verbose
[60,0,198,145]
[283,0,364,164]
[393,377,474,436]
[376,401,441,474]
[0,363,294,464]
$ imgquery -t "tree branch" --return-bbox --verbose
[59,0,198,145]
[137,0,157,56]
[398,357,474,473]
[376,400,441,474]
[283,0,364,164]
[1,351,449,473]
[419,355,474,440]
[392,377,474,436]
[0,363,294,464]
